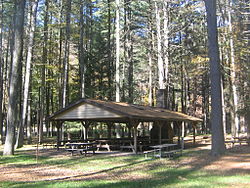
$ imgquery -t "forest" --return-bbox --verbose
[0,0,249,156]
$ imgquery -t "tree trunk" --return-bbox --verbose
[126,0,133,103]
[61,0,71,141]
[39,0,49,143]
[0,0,3,145]
[85,0,93,97]
[58,0,63,108]
[115,0,121,137]
[62,0,71,107]
[79,0,85,98]
[244,0,250,140]
[228,0,239,137]
[163,1,169,86]
[3,31,11,141]
[3,0,26,155]
[27,96,32,144]
[155,2,164,89]
[115,0,120,102]
[16,0,38,148]
[245,80,250,140]
[107,0,112,100]
[148,1,154,106]
[205,0,226,156]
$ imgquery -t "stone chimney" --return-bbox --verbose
[156,89,167,108]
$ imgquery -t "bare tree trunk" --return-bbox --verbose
[3,0,26,155]
[148,1,154,106]
[62,0,71,107]
[27,96,32,144]
[205,0,226,156]
[16,0,38,148]
[61,0,71,141]
[244,0,250,140]
[126,0,133,103]
[0,0,3,145]
[122,4,127,102]
[107,0,112,100]
[79,0,85,98]
[39,0,49,143]
[46,20,53,137]
[227,0,239,137]
[163,1,169,85]
[84,0,93,97]
[221,79,226,135]
[155,2,164,89]
[58,0,63,108]
[115,0,120,102]
[2,31,11,141]
[115,0,121,138]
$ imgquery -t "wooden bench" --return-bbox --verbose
[144,140,184,159]
[225,137,250,147]
[96,139,122,152]
[143,149,161,158]
[66,148,88,156]
[144,148,182,159]
[65,142,97,156]
[65,147,96,156]
[162,149,183,158]
[237,138,250,145]
[42,143,56,148]
[120,145,135,153]
[97,144,111,151]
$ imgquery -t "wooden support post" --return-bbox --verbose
[56,121,60,150]
[158,121,162,145]
[181,121,185,137]
[81,121,91,141]
[127,124,132,138]
[193,127,196,145]
[142,122,146,137]
[181,137,184,150]
[177,122,181,145]
[84,126,88,140]
[115,123,122,138]
[192,122,197,145]
[107,123,112,139]
[130,120,139,154]
[134,127,138,153]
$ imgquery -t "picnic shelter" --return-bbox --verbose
[48,98,202,153]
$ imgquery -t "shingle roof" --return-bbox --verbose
[49,98,202,123]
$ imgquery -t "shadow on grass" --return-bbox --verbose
[1,145,249,188]
[2,170,248,188]
[0,154,37,165]
[0,169,191,188]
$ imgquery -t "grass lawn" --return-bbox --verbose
[0,144,250,188]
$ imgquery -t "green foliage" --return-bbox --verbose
[64,121,81,133]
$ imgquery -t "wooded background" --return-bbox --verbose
[0,0,249,155]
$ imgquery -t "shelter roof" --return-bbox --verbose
[48,99,202,123]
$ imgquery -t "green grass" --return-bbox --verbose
[0,147,250,188]
[1,172,250,188]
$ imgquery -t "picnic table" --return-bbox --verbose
[119,140,136,152]
[144,143,181,158]
[65,142,97,156]
[96,140,113,152]
[96,139,146,153]
[225,137,250,147]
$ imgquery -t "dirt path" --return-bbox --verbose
[178,145,250,175]
[0,144,249,182]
